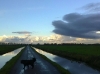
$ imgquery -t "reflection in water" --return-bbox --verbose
[0,47,24,69]
[34,47,100,74]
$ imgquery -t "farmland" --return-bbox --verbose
[33,44,100,70]
[0,44,25,55]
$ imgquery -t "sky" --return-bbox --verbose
[0,0,100,44]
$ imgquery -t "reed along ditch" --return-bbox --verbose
[33,47,100,74]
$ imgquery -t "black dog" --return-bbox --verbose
[21,58,36,69]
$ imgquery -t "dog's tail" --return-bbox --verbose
[32,58,36,62]
[21,60,23,64]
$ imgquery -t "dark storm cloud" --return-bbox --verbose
[52,13,100,39]
[81,2,100,12]
[12,31,32,34]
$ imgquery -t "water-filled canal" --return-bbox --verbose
[34,47,100,74]
[0,47,24,69]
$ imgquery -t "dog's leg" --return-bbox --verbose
[23,64,26,69]
[27,65,29,69]
[31,64,34,69]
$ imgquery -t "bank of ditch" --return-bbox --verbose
[0,46,26,74]
[31,47,71,74]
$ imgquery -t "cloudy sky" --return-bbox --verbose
[0,0,100,44]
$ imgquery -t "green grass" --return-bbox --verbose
[0,46,26,74]
[34,45,100,56]
[31,47,71,74]
[0,45,25,55]
[32,45,100,71]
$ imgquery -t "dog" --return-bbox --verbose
[21,58,36,69]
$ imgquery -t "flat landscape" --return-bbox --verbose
[1,0,100,74]
[33,44,100,70]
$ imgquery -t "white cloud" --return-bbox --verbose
[0,34,100,44]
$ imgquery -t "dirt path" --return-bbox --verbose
[9,46,60,74]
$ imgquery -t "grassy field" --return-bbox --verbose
[33,45,100,56]
[0,46,26,74]
[32,44,100,70]
[0,45,25,55]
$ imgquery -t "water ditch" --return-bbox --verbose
[34,47,100,74]
[0,47,24,69]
